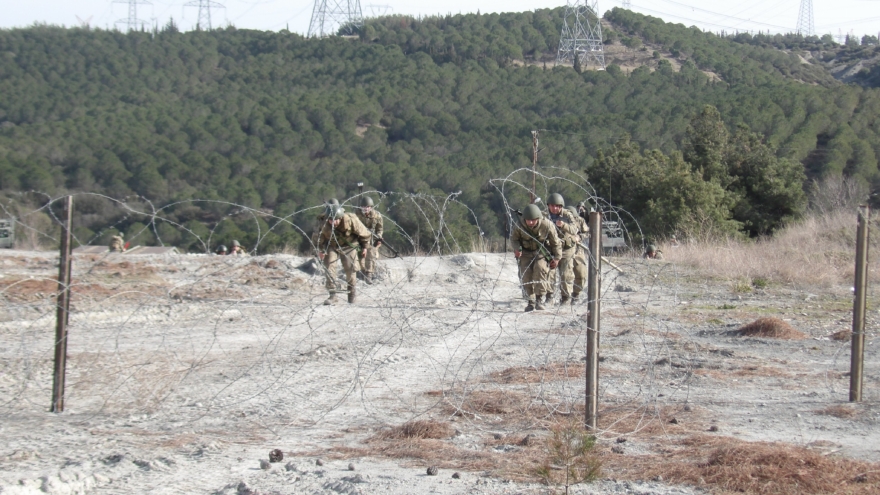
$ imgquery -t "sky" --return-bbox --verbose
[1,0,879,41]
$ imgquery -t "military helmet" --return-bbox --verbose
[523,204,542,220]
[217,245,227,253]
[231,240,240,247]
[565,205,578,215]
[548,193,565,206]
[327,198,340,206]
[646,244,657,253]
[327,205,345,219]
[360,196,374,207]
[118,231,124,238]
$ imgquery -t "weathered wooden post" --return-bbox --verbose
[585,211,602,429]
[51,196,73,413]
[850,205,869,402]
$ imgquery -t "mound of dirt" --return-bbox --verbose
[733,317,806,340]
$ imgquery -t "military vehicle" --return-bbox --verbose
[601,219,627,255]
[0,219,14,249]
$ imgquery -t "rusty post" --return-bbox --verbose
[51,196,73,413]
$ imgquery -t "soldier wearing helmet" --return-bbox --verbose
[644,243,663,260]
[109,231,126,253]
[512,203,562,312]
[566,205,590,304]
[229,239,248,256]
[311,198,341,248]
[544,193,580,305]
[356,196,383,285]
[215,244,228,255]
[317,205,372,305]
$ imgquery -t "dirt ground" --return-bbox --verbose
[0,249,878,494]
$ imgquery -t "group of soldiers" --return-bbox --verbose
[313,197,383,306]
[215,240,247,256]
[512,193,592,312]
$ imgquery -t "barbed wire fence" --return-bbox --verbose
[0,172,876,467]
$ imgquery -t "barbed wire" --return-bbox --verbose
[0,179,875,466]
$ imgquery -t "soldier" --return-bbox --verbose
[109,232,125,252]
[311,198,340,248]
[544,193,580,305]
[644,244,663,260]
[229,239,248,256]
[317,205,371,305]
[566,205,589,304]
[512,204,561,312]
[356,196,383,285]
[215,245,228,255]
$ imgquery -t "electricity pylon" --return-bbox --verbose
[622,0,632,8]
[796,0,814,37]
[113,0,151,31]
[308,0,364,37]
[184,0,225,30]
[556,0,605,70]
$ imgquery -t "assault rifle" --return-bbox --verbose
[372,234,400,258]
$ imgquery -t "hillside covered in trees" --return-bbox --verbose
[1,7,879,252]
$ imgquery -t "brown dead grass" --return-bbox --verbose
[488,363,585,384]
[734,318,807,340]
[830,329,852,341]
[814,404,859,419]
[370,420,454,441]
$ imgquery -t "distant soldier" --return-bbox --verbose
[229,239,248,256]
[215,245,228,255]
[566,205,589,304]
[356,196,383,285]
[644,244,663,260]
[317,205,371,305]
[544,193,580,305]
[109,232,125,252]
[512,204,561,312]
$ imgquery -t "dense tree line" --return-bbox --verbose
[0,9,878,251]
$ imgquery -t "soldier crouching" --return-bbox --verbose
[512,204,562,312]
[317,205,371,305]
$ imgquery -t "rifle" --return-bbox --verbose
[372,234,400,258]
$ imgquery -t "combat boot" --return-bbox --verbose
[535,298,546,311]
[544,293,553,305]
[571,294,579,305]
[347,286,356,304]
[363,273,373,285]
[524,301,535,312]
[323,293,337,306]
[560,295,570,305]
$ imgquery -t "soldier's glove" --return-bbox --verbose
[549,258,560,269]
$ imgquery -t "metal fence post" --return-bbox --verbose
[850,205,869,402]
[585,211,602,429]
[51,196,73,413]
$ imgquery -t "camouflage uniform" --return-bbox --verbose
[545,208,580,303]
[356,208,383,281]
[568,209,589,301]
[109,235,125,252]
[318,210,371,304]
[512,217,561,308]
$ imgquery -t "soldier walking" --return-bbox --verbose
[317,205,371,305]
[566,205,589,304]
[544,194,580,305]
[356,196,383,285]
[512,204,561,312]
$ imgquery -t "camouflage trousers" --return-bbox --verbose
[572,247,588,298]
[547,246,576,298]
[323,247,361,291]
[362,244,379,275]
[517,252,551,303]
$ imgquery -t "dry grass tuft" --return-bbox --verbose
[371,420,454,441]
[604,435,880,494]
[815,404,859,419]
[830,329,852,341]
[488,363,585,384]
[734,317,806,340]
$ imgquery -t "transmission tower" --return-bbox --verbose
[113,0,151,31]
[184,0,225,30]
[622,0,632,8]
[796,0,814,37]
[308,0,364,37]
[556,0,605,70]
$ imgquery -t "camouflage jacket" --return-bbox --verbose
[512,218,562,259]
[571,215,589,247]
[544,209,580,249]
[109,236,125,252]
[318,213,371,252]
[356,209,383,239]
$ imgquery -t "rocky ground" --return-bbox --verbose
[0,249,878,494]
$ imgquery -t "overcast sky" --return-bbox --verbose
[2,0,878,41]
